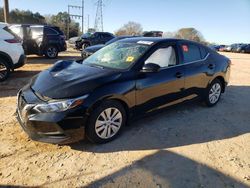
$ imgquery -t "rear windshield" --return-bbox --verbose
[3,26,21,40]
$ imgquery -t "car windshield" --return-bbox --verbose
[83,42,150,70]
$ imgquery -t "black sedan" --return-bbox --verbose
[17,38,231,144]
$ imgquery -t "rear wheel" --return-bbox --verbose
[0,59,10,82]
[82,43,90,49]
[45,46,58,59]
[86,100,127,144]
[205,79,222,107]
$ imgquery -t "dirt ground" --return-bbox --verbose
[0,50,249,188]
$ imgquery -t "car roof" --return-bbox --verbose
[119,37,204,45]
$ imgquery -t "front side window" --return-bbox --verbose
[145,46,176,68]
[84,42,150,70]
[182,44,201,63]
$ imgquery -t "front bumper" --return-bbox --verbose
[16,88,87,144]
[13,54,26,69]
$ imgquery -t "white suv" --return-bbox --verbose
[0,22,26,81]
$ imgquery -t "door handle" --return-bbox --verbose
[208,64,215,69]
[175,72,183,78]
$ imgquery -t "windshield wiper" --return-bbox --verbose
[88,64,105,69]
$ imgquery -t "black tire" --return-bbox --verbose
[0,58,10,82]
[205,79,223,107]
[241,50,245,53]
[82,43,90,49]
[45,46,58,59]
[86,100,127,144]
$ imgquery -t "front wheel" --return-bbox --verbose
[86,100,127,144]
[0,59,10,82]
[205,79,222,107]
[45,46,58,59]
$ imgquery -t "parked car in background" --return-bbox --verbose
[75,32,114,50]
[0,22,26,81]
[143,31,163,37]
[81,35,139,59]
[9,24,67,59]
[68,36,79,48]
[209,45,225,51]
[17,38,230,144]
[236,44,250,53]
[232,43,246,53]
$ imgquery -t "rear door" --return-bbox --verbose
[178,42,212,98]
[136,42,185,113]
[26,27,43,54]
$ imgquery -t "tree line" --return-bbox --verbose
[115,21,206,44]
[0,7,79,38]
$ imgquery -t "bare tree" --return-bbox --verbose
[175,28,205,43]
[115,21,143,36]
[163,31,176,38]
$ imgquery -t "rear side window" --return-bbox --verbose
[181,44,201,63]
[103,33,112,38]
[45,27,58,35]
[200,46,208,59]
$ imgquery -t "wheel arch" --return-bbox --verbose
[210,76,226,93]
[87,95,130,119]
[0,51,13,68]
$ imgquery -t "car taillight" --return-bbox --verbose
[5,39,21,43]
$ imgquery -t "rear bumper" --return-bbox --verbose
[16,89,88,144]
[13,54,26,69]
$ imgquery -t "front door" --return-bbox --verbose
[136,43,185,113]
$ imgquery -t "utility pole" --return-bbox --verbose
[67,0,84,39]
[3,0,10,23]
[94,0,104,32]
[82,0,84,33]
[87,14,89,31]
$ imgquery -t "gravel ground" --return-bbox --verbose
[0,50,249,188]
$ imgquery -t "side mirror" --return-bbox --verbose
[141,63,160,73]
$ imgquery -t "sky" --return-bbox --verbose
[0,0,250,44]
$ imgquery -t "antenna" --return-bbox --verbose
[94,0,104,32]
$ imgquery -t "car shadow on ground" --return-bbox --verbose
[67,85,250,187]
[85,150,249,188]
[70,85,250,153]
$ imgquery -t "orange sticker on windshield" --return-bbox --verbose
[126,56,134,62]
[182,45,189,52]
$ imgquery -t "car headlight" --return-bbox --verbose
[33,94,89,113]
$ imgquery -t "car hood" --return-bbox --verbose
[31,60,121,99]
[85,44,105,53]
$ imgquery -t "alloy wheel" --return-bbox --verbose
[209,83,221,104]
[47,47,58,58]
[95,107,122,139]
